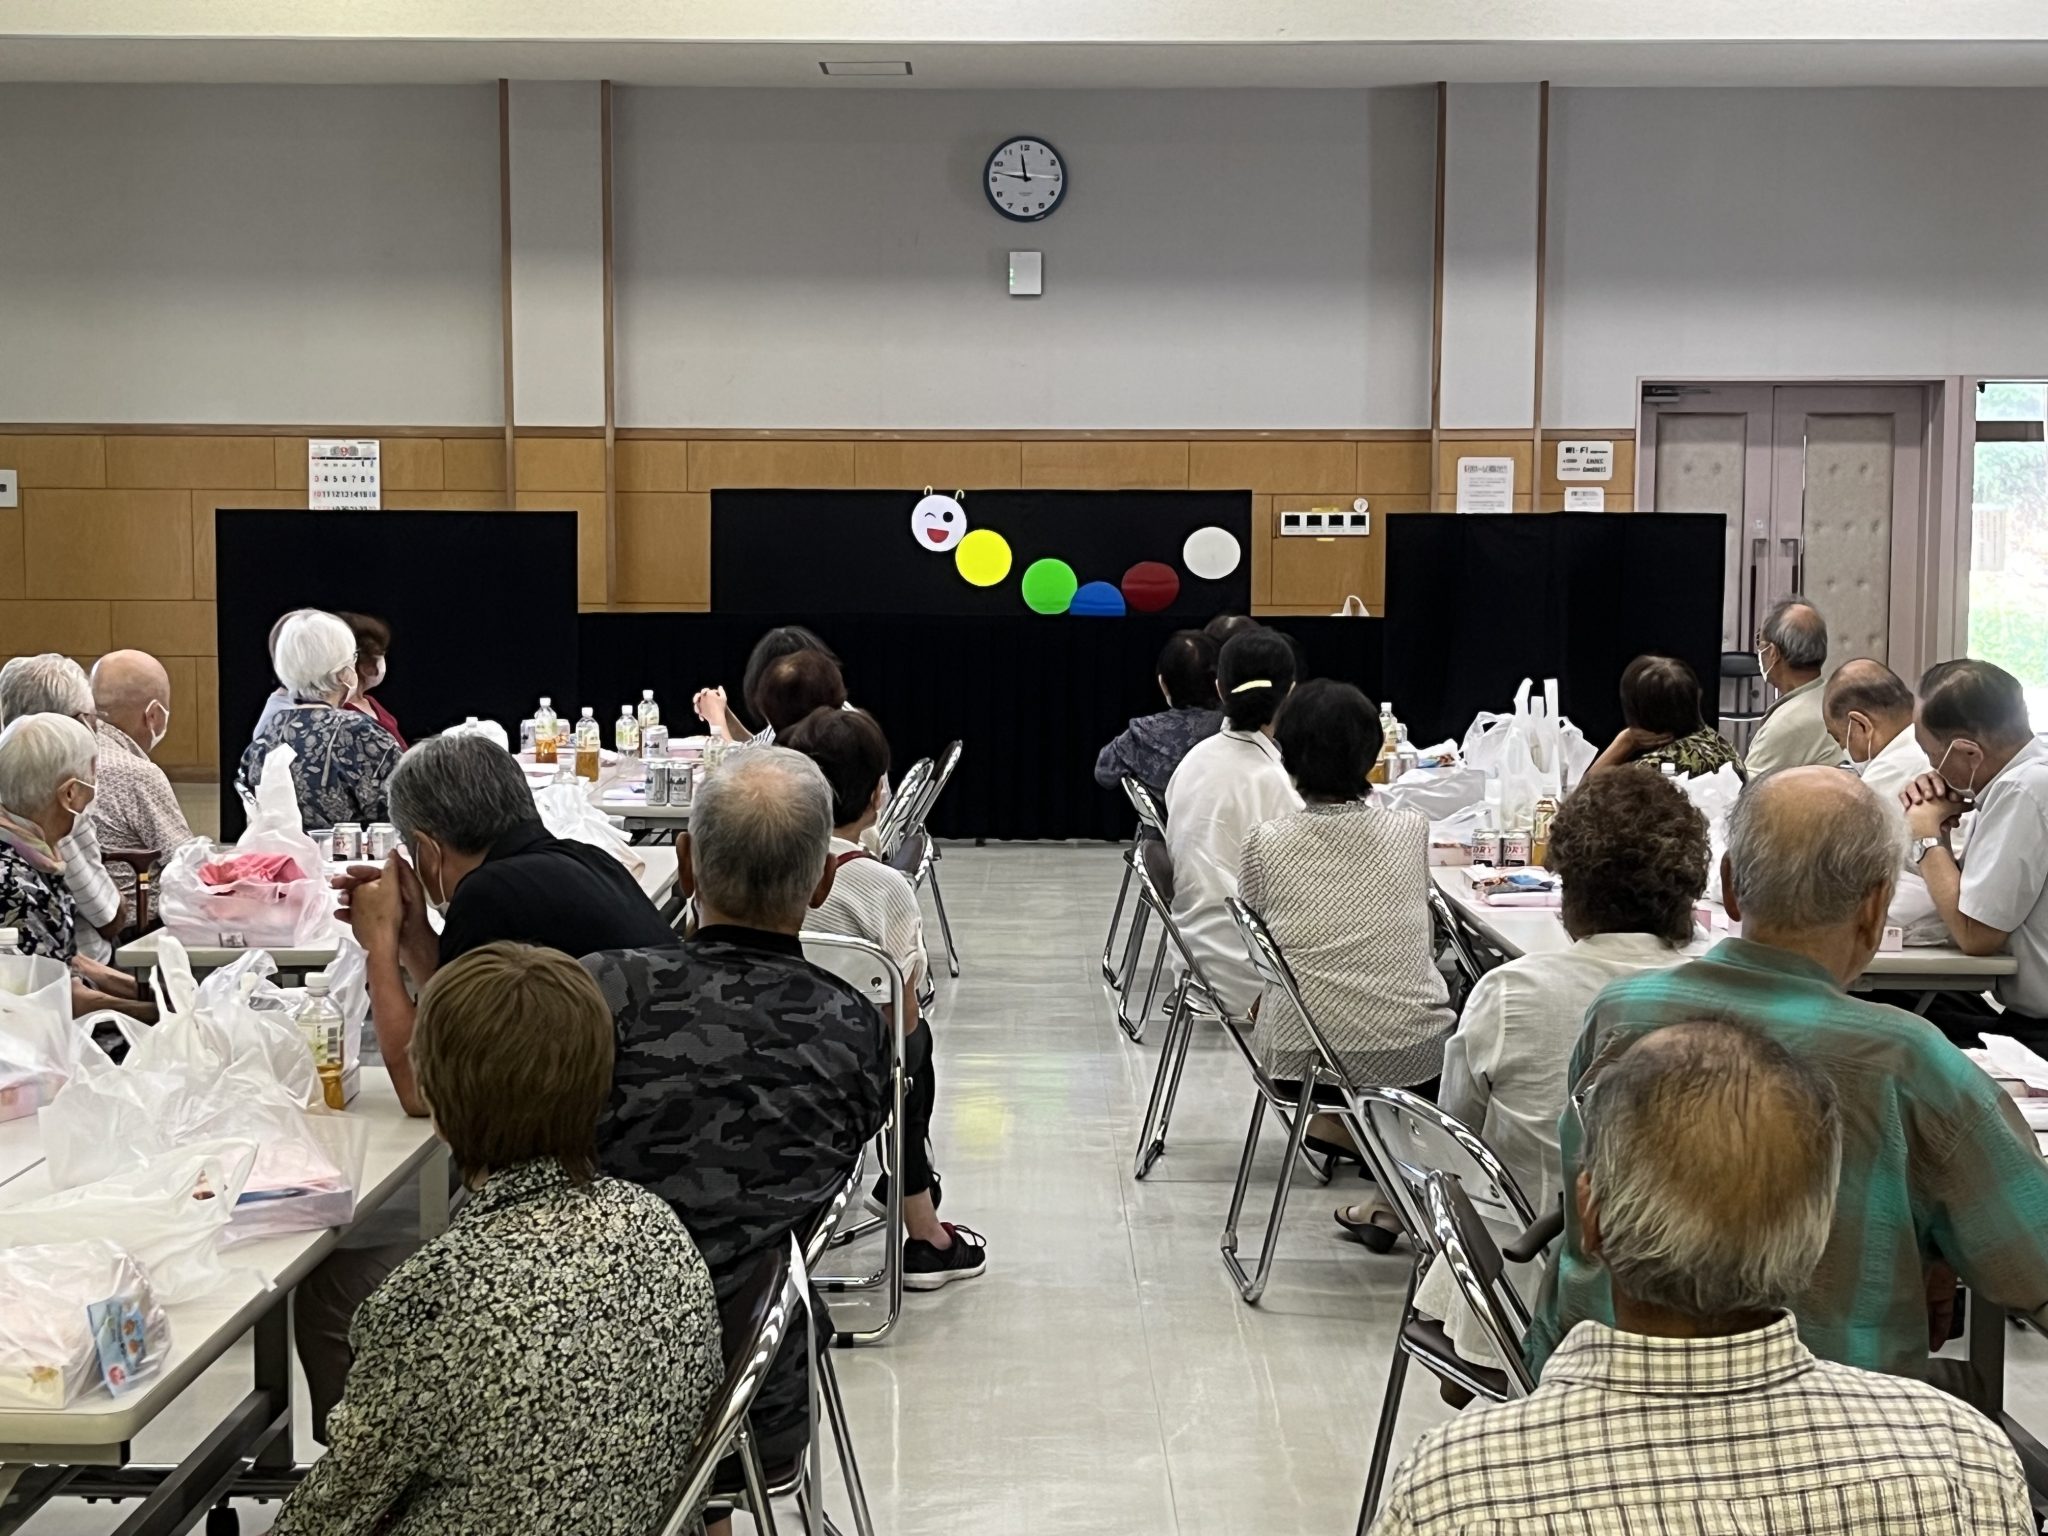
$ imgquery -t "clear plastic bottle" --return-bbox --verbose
[1394,723,1420,779]
[533,697,560,765]
[295,975,347,1110]
[636,689,661,733]
[574,707,602,781]
[614,704,641,759]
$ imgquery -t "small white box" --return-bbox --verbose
[0,469,16,509]
[1008,250,1042,296]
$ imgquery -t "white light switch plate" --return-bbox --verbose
[1008,250,1042,296]
[0,469,16,508]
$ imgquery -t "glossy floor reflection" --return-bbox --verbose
[25,836,2048,1533]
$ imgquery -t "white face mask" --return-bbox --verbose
[1843,716,1872,777]
[417,838,451,916]
[1935,738,1984,804]
[144,700,170,753]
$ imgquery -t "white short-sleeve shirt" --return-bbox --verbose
[1960,733,2048,1018]
[804,835,928,999]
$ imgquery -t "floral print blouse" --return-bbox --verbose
[272,1161,724,1536]
[241,702,403,831]
[0,841,78,960]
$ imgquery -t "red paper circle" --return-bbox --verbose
[1120,561,1180,614]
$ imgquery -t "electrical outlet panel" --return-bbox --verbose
[1280,509,1369,537]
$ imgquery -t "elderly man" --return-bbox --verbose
[1527,766,2048,1388]
[1376,1020,2032,1535]
[87,650,193,908]
[585,748,891,1481]
[1903,658,2048,1052]
[1823,658,1943,940]
[1745,595,1846,776]
[0,655,125,961]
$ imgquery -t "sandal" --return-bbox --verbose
[1335,1206,1400,1253]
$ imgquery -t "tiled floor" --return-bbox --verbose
[23,832,2048,1533]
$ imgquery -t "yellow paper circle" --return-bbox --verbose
[954,528,1014,587]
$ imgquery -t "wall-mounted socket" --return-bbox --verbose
[1280,508,1369,537]
[0,469,16,509]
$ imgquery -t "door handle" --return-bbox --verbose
[1780,537,1804,593]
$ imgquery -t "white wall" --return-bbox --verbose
[0,84,502,425]
[613,87,1436,429]
[1547,87,2048,426]
[1439,84,1540,428]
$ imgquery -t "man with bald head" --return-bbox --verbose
[1745,595,1847,777]
[88,650,193,907]
[1526,766,2048,1395]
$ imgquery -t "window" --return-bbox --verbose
[1969,381,2048,721]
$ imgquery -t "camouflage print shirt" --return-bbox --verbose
[583,925,890,1450]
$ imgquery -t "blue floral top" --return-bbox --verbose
[241,703,403,831]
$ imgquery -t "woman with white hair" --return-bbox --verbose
[0,713,150,1019]
[241,610,403,830]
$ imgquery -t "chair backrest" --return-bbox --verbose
[1423,1170,1538,1396]
[1138,836,1176,907]
[876,757,934,858]
[1352,1085,1537,1251]
[801,929,905,1016]
[657,1246,803,1536]
[1719,649,1763,680]
[802,1166,861,1271]
[1122,775,1169,840]
[925,740,963,812]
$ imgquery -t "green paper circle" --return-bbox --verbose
[1021,558,1079,615]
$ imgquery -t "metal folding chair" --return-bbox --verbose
[1103,778,1172,1041]
[909,741,963,977]
[800,932,909,1347]
[874,758,933,860]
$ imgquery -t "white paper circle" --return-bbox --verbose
[910,493,968,552]
[1183,526,1242,581]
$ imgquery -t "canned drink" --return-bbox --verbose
[670,761,696,807]
[642,723,669,759]
[1470,827,1500,867]
[367,823,398,860]
[519,718,536,755]
[645,759,671,807]
[1502,828,1532,868]
[311,829,337,865]
[332,823,363,861]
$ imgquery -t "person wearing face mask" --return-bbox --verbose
[241,610,402,831]
[1902,658,2048,1052]
[1821,659,1948,944]
[1743,596,1848,778]
[86,650,194,916]
[0,713,150,1020]
[333,611,407,749]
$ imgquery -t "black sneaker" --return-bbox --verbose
[904,1222,986,1290]
[867,1171,942,1219]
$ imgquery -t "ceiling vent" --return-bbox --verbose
[819,61,913,77]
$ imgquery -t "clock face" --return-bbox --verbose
[985,137,1067,222]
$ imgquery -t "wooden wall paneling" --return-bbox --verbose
[0,510,21,600]
[613,492,710,607]
[106,436,274,491]
[442,437,509,493]
[110,600,217,657]
[514,436,606,492]
[191,489,310,601]
[273,439,309,491]
[499,79,518,499]
[156,655,202,769]
[1249,495,1273,608]
[853,440,1022,490]
[383,491,511,512]
[614,440,689,493]
[1018,440,1187,490]
[514,491,608,605]
[24,490,193,599]
[0,601,112,657]
[1267,491,1384,612]
[195,660,220,775]
[1357,439,1432,495]
[687,440,856,491]
[379,438,446,492]
[1189,440,1356,494]
[0,435,106,489]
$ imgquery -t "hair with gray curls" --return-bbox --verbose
[0,713,98,816]
[1584,1018,1842,1320]
[688,747,833,928]
[1726,768,1904,930]
[1760,595,1828,670]
[387,734,542,854]
[0,654,93,727]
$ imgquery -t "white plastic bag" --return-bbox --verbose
[1380,764,1489,821]
[0,953,123,1122]
[1462,679,1598,823]
[535,779,646,878]
[157,745,337,950]
[1674,763,1744,903]
[0,1240,171,1407]
[0,1144,254,1304]
[138,935,319,1110]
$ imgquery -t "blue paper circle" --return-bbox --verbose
[1070,580,1127,617]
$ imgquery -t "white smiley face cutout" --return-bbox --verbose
[910,493,968,552]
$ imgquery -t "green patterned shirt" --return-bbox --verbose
[1527,938,2048,1383]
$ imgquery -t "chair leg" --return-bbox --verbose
[1115,904,1154,1042]
[1218,1093,1267,1273]
[1134,980,1194,1179]
[818,1352,876,1536]
[1100,857,1136,985]
[927,859,961,977]
[1358,1263,1424,1531]
[1222,1072,1316,1305]
[737,1428,783,1536]
[1136,927,1169,1033]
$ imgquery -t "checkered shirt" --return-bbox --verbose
[1374,1315,2034,1534]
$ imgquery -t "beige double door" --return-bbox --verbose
[1638,384,1927,668]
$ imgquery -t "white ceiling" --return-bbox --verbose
[10,38,2048,87]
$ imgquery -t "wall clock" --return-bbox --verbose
[984,137,1067,222]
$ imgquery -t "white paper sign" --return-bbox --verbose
[1555,439,1614,481]
[309,439,381,510]
[1456,456,1515,514]
[1564,486,1606,512]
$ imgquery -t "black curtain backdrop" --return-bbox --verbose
[215,509,580,840]
[576,613,1382,842]
[1382,513,1727,748]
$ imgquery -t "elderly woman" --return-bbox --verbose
[243,610,404,830]
[0,713,148,1018]
[1590,653,1743,779]
[335,611,407,749]
[271,943,724,1536]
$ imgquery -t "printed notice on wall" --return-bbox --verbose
[1564,486,1606,512]
[1555,440,1614,482]
[309,439,381,511]
[1455,456,1515,514]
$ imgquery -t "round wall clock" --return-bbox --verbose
[984,137,1067,222]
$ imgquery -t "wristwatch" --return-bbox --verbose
[1910,835,1946,867]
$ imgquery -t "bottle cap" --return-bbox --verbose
[465,715,479,725]
[306,975,331,996]
[0,927,17,948]
[643,689,655,700]
[539,696,552,707]
[581,706,594,718]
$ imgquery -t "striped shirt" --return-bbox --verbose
[1377,1315,2032,1534]
[1527,938,2048,1382]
